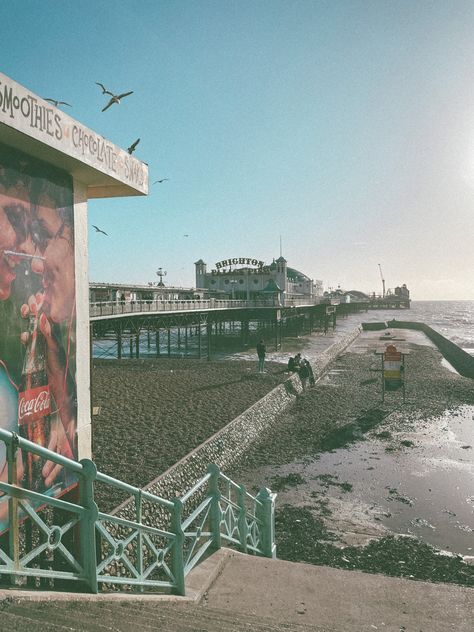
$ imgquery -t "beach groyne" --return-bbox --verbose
[113,326,361,522]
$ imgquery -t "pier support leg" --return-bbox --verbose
[167,328,171,358]
[206,322,212,361]
[156,330,160,357]
[117,324,122,360]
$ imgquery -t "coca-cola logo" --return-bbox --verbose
[18,385,51,423]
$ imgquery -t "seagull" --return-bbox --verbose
[153,178,169,184]
[95,82,113,96]
[44,98,71,107]
[183,234,190,237]
[102,90,134,112]
[127,138,140,154]
[92,225,108,236]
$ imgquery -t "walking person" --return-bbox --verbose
[256,339,266,373]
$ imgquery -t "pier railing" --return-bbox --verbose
[0,429,275,595]
[90,297,322,318]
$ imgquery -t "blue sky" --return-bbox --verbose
[2,1,474,298]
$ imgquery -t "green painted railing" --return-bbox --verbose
[0,428,276,595]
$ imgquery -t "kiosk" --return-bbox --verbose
[0,72,148,518]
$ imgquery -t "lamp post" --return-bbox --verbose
[156,268,167,286]
[229,279,238,300]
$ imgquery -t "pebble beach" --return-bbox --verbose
[91,358,287,510]
[91,330,474,585]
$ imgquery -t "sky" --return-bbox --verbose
[1,0,473,299]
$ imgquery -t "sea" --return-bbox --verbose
[373,300,474,355]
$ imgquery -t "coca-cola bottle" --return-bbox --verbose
[18,301,51,493]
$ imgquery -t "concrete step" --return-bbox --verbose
[1,600,331,632]
[0,609,75,631]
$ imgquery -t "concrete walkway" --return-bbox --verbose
[203,550,473,632]
[2,550,471,631]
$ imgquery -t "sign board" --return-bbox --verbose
[384,344,402,390]
[0,72,148,197]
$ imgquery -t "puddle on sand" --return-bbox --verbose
[258,405,474,556]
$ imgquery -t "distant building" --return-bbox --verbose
[195,256,323,305]
[89,282,197,303]
[394,284,410,298]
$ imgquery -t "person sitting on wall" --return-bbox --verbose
[287,356,296,372]
[305,359,315,386]
[298,358,310,390]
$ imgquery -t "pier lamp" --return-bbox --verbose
[229,278,238,300]
[156,268,167,287]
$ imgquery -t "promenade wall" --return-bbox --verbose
[114,326,361,522]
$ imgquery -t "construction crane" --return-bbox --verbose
[378,263,386,298]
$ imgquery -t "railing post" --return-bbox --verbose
[207,463,221,551]
[7,434,20,584]
[79,458,99,593]
[256,487,277,559]
[171,498,186,596]
[136,490,144,591]
[238,484,248,554]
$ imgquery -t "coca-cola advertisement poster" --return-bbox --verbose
[0,141,77,532]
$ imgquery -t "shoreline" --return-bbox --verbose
[227,335,474,586]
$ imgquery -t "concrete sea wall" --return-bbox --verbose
[114,326,362,522]
[385,321,474,379]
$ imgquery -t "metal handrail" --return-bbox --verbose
[89,296,324,318]
[0,429,275,596]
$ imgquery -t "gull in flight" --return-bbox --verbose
[92,225,108,236]
[102,90,134,112]
[153,178,169,184]
[44,98,71,107]
[95,82,113,95]
[127,138,140,154]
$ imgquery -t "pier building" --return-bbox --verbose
[195,256,323,305]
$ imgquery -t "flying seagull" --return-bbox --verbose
[44,98,71,107]
[102,90,134,112]
[95,82,113,96]
[92,225,108,236]
[153,178,169,184]
[127,138,140,154]
[183,234,190,237]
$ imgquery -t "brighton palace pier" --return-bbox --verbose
[89,256,410,360]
